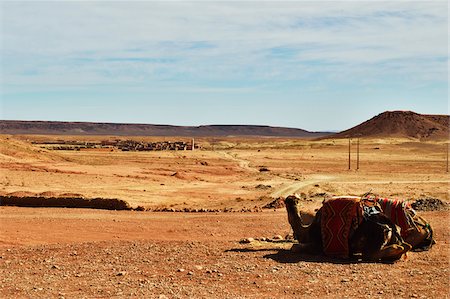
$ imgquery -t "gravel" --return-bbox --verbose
[1,237,448,298]
[412,198,449,211]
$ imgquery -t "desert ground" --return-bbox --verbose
[0,134,449,298]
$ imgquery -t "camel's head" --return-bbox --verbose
[284,194,301,207]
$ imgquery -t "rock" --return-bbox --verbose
[116,271,127,276]
[273,235,283,240]
[412,198,448,211]
[262,197,285,209]
[255,184,272,190]
[240,237,255,244]
[177,268,185,273]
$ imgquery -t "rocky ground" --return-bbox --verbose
[0,208,448,299]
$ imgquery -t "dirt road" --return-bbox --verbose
[270,175,334,198]
[219,151,259,173]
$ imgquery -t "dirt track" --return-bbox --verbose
[270,175,334,198]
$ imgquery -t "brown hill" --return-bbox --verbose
[0,120,330,138]
[331,111,449,140]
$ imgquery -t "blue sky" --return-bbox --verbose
[0,1,448,131]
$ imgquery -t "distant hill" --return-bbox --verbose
[0,120,331,138]
[330,111,449,140]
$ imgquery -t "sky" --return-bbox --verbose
[0,1,448,131]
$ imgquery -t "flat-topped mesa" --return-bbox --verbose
[0,120,331,138]
[328,110,449,140]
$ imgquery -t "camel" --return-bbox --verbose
[285,195,412,262]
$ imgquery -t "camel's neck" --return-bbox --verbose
[286,202,313,243]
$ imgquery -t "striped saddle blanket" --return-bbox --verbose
[370,197,415,238]
[321,196,363,258]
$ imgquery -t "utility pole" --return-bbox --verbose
[356,136,360,170]
[348,138,351,170]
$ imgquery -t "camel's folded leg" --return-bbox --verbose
[403,229,427,249]
[404,226,435,251]
[366,243,412,261]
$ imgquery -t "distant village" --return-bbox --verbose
[32,139,198,151]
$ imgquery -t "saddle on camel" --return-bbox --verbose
[320,196,363,258]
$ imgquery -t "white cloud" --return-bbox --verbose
[1,1,448,92]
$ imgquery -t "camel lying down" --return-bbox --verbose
[285,195,434,262]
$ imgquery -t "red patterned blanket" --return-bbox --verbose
[321,197,363,258]
[373,197,413,238]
